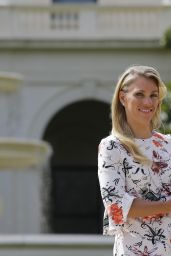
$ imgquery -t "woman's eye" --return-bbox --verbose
[135,92,144,97]
[151,94,158,98]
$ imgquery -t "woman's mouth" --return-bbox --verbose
[138,108,153,113]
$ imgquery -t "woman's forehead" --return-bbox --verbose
[125,74,158,86]
[125,76,159,92]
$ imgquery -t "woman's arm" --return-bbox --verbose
[98,137,136,230]
[128,198,171,218]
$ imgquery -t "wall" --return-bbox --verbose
[0,48,170,139]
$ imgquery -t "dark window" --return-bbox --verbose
[43,100,111,234]
[50,166,102,233]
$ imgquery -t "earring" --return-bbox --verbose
[122,102,124,106]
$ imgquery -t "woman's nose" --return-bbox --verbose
[143,97,153,106]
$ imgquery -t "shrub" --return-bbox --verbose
[162,27,171,48]
[160,82,171,134]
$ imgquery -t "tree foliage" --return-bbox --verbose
[160,82,171,134]
[162,27,171,48]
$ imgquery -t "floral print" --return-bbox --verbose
[107,203,124,225]
[98,132,171,255]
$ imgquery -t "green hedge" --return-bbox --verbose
[160,82,171,134]
[162,27,171,48]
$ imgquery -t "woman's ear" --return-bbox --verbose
[119,91,125,106]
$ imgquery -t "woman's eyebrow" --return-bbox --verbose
[134,89,158,93]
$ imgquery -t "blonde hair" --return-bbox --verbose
[111,65,167,164]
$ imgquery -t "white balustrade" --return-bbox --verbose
[0,235,113,256]
[0,3,170,40]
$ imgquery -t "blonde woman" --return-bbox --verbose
[98,65,171,255]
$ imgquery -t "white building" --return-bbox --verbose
[0,0,171,254]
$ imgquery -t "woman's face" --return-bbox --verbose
[119,75,159,130]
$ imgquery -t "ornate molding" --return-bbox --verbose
[0,72,23,93]
[0,138,52,169]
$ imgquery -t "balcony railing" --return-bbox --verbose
[0,235,113,256]
[0,3,171,41]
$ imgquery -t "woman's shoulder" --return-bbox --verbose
[152,131,171,143]
[164,133,171,143]
[99,134,120,145]
[98,134,124,162]
[99,134,124,153]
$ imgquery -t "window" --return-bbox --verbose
[43,100,110,234]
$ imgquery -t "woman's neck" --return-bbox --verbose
[129,124,152,139]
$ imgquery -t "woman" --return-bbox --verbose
[98,65,171,255]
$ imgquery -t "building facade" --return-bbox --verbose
[0,0,171,235]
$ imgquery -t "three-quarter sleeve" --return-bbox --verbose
[98,136,135,236]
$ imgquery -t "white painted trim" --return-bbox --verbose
[0,72,23,93]
[0,234,113,246]
[28,83,112,139]
[0,138,52,169]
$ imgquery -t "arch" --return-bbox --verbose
[28,83,112,139]
[42,99,111,234]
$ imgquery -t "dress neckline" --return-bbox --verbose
[134,130,155,142]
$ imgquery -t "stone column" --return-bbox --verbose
[0,139,52,233]
[0,72,52,233]
[0,72,23,137]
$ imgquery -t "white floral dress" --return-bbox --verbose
[98,132,171,256]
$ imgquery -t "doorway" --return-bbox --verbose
[43,100,111,234]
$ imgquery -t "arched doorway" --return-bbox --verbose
[43,100,111,234]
